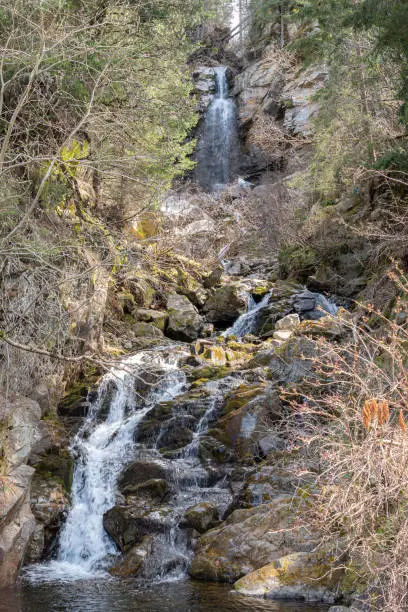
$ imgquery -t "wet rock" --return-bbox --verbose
[293,290,338,321]
[121,478,170,504]
[57,383,89,418]
[29,473,69,560]
[203,285,248,325]
[182,503,219,533]
[166,293,205,342]
[109,535,153,577]
[199,435,234,464]
[190,495,316,582]
[157,419,195,452]
[234,549,342,603]
[118,461,167,492]
[103,505,168,552]
[217,386,282,460]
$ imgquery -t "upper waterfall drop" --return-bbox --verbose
[195,66,239,192]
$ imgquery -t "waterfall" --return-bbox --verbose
[195,66,239,192]
[25,347,242,583]
[25,350,187,582]
[223,291,272,338]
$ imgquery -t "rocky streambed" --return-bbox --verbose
[11,267,353,610]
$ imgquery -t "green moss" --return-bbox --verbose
[279,244,319,281]
[189,366,229,382]
[34,449,74,492]
[223,384,265,415]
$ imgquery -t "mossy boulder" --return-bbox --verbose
[188,365,229,382]
[132,322,164,338]
[217,387,282,460]
[124,275,157,308]
[118,461,166,492]
[234,549,344,603]
[189,495,316,583]
[223,384,267,415]
[57,383,90,417]
[279,245,319,282]
[166,292,205,342]
[109,535,153,577]
[182,502,219,533]
[103,505,167,552]
[135,309,168,332]
[203,285,248,325]
[121,478,170,504]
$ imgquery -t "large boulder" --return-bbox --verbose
[189,495,316,582]
[216,385,282,460]
[166,293,205,342]
[203,285,248,325]
[233,549,343,604]
[103,505,169,552]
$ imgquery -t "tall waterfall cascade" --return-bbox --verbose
[195,67,239,192]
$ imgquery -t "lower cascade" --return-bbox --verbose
[25,345,243,582]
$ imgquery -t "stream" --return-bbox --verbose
[15,66,333,611]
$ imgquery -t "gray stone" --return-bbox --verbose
[0,396,44,469]
[166,293,205,342]
[182,502,219,533]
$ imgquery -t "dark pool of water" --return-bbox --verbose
[0,579,330,612]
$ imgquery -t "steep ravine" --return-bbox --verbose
[1,38,356,612]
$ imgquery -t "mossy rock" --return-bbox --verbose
[182,503,219,533]
[223,384,266,415]
[123,478,170,503]
[57,383,90,417]
[189,365,229,382]
[34,449,74,492]
[234,549,344,602]
[279,245,319,282]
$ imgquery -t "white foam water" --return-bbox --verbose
[25,350,186,583]
[223,290,272,338]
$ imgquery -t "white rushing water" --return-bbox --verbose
[223,290,272,338]
[25,350,187,582]
[196,66,239,191]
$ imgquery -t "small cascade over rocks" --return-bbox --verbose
[222,290,273,338]
[195,66,239,192]
[25,346,244,583]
